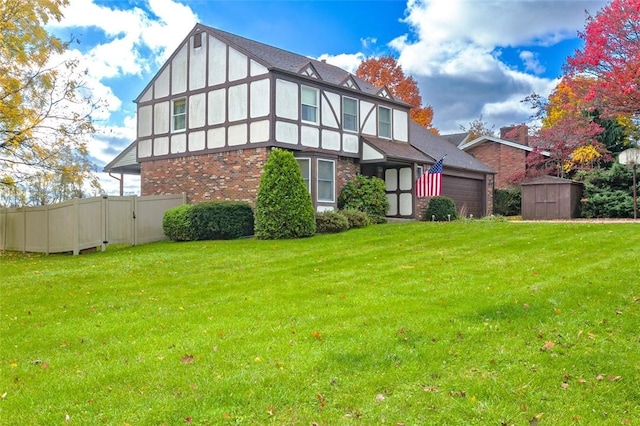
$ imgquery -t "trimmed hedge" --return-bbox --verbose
[189,201,254,240]
[163,204,196,241]
[315,211,350,234]
[338,174,389,224]
[162,201,254,241]
[254,149,316,239]
[423,196,458,221]
[340,209,370,228]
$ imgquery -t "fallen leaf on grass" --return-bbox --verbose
[267,405,275,416]
[316,393,326,408]
[529,413,544,426]
[180,354,194,364]
[541,341,555,351]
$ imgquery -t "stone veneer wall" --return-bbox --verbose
[141,147,269,204]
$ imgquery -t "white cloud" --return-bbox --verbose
[390,0,608,133]
[519,50,545,75]
[318,52,366,74]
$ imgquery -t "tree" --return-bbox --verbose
[356,56,438,134]
[460,115,495,140]
[0,0,102,206]
[254,149,316,239]
[565,0,640,119]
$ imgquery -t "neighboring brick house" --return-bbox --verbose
[456,126,541,189]
[104,24,494,218]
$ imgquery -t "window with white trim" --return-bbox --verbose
[343,97,358,132]
[301,86,319,124]
[296,158,311,192]
[417,165,424,179]
[317,159,335,202]
[172,98,186,132]
[378,106,392,138]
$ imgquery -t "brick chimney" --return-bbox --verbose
[500,125,529,146]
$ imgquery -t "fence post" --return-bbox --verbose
[133,195,139,246]
[101,195,108,252]
[73,198,79,255]
[45,203,50,255]
[22,207,26,254]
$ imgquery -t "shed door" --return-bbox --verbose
[442,176,484,218]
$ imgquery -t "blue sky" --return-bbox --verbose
[46,0,609,194]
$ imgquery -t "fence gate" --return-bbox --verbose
[0,193,186,255]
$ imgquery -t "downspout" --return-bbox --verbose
[108,172,124,196]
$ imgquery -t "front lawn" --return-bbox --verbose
[1,221,638,424]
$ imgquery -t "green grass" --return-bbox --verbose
[1,221,639,425]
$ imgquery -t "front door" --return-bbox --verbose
[385,166,414,217]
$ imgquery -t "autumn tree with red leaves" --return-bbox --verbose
[566,0,640,119]
[356,56,438,134]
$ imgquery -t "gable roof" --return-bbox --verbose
[408,122,494,174]
[103,141,140,175]
[460,135,535,152]
[442,132,471,147]
[189,24,405,104]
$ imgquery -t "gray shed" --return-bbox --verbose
[521,176,583,220]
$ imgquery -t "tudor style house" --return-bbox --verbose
[105,24,494,219]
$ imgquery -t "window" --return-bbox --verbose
[317,159,335,202]
[343,97,358,132]
[378,106,392,138]
[296,158,311,192]
[301,86,318,123]
[172,99,186,132]
[416,165,424,179]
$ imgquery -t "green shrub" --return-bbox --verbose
[338,174,389,224]
[254,149,316,239]
[423,196,458,221]
[576,163,636,218]
[163,204,196,241]
[494,187,521,216]
[315,211,350,234]
[340,209,370,228]
[189,201,254,240]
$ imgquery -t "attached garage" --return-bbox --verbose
[443,175,485,218]
[409,122,495,218]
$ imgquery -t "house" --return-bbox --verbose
[455,125,546,189]
[104,24,494,219]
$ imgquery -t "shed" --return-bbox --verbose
[521,176,583,220]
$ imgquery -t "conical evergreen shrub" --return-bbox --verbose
[254,148,316,239]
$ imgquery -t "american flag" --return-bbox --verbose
[416,157,444,197]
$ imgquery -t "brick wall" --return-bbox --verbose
[141,148,363,208]
[467,142,526,189]
[336,157,360,201]
[141,147,269,204]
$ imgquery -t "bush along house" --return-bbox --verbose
[104,24,494,219]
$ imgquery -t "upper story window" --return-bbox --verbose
[172,98,186,132]
[378,106,392,139]
[343,97,358,132]
[296,158,311,192]
[301,86,319,124]
[317,159,335,203]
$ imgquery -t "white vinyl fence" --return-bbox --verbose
[0,193,186,255]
